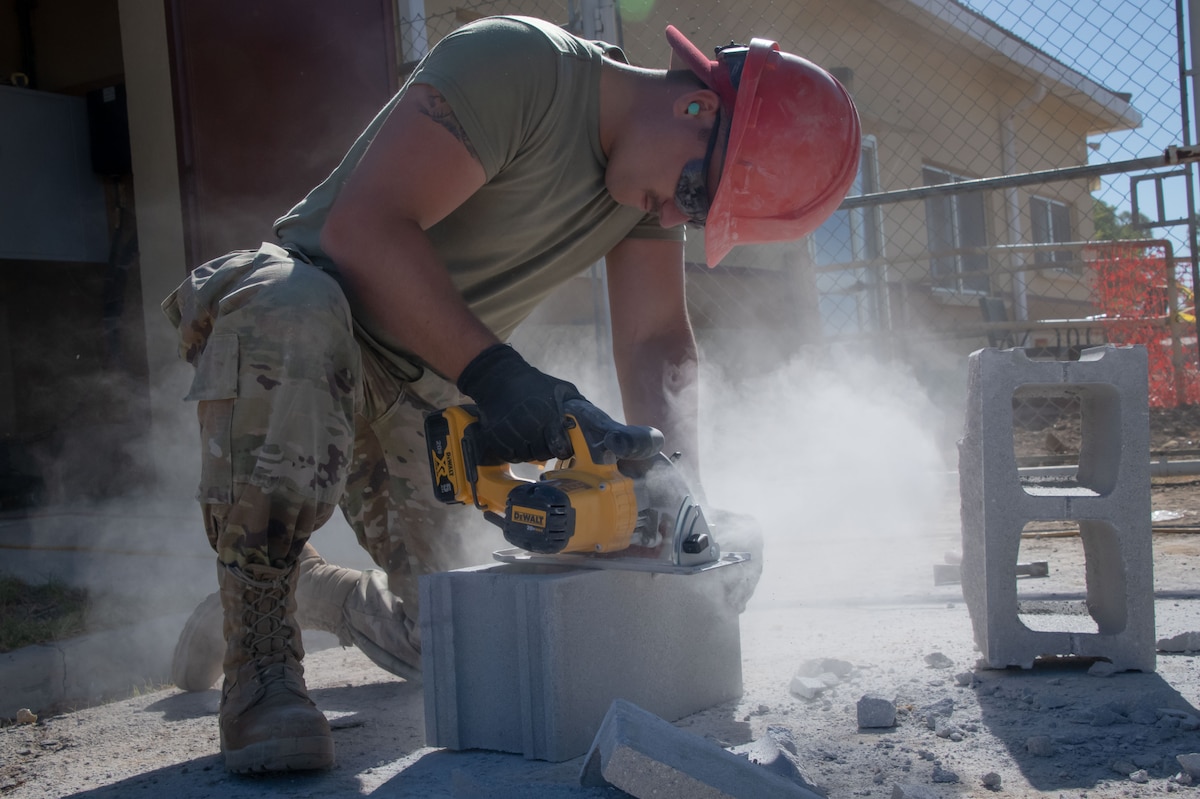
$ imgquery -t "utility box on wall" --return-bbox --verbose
[0,86,110,262]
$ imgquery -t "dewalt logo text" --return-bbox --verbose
[511,506,546,528]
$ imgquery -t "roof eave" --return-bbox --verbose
[876,0,1143,133]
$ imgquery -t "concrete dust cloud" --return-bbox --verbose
[30,360,215,621]
[510,317,958,608]
[24,311,960,652]
[698,349,954,608]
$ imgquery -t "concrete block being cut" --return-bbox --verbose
[959,345,1155,671]
[420,560,746,762]
[579,699,824,798]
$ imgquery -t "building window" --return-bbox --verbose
[1029,195,1073,266]
[813,138,881,266]
[924,166,989,294]
[813,138,884,335]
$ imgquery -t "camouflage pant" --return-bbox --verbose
[162,243,490,612]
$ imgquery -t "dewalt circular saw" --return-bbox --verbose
[424,398,719,572]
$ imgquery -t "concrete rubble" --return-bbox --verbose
[789,657,856,701]
[1178,752,1200,778]
[728,726,825,795]
[579,699,825,799]
[857,694,897,729]
[1159,631,1200,652]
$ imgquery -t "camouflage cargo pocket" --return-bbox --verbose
[186,332,240,505]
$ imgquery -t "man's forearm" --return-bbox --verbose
[614,330,701,484]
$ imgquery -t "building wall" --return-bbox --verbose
[0,0,155,504]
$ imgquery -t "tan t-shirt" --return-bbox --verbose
[274,15,681,366]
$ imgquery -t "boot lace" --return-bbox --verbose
[239,567,303,666]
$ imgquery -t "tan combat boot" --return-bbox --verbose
[291,545,423,682]
[217,561,335,773]
[173,545,422,691]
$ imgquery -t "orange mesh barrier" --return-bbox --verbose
[1088,242,1198,407]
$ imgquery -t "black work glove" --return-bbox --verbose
[456,344,585,464]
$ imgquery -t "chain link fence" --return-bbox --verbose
[394,0,1199,458]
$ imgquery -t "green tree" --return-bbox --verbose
[1093,198,1151,241]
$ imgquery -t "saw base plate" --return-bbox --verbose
[491,548,749,575]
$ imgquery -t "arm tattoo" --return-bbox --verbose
[418,88,482,164]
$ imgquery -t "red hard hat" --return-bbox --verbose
[666,26,862,266]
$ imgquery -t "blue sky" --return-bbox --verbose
[960,0,1191,254]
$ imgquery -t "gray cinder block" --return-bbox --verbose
[579,699,824,798]
[420,561,745,762]
[959,346,1155,672]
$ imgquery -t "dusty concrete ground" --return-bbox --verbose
[4,484,1200,799]
[5,388,1200,799]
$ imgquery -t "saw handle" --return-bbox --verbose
[425,401,662,517]
[562,399,663,462]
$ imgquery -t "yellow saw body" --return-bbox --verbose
[425,402,718,569]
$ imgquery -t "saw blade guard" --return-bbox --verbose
[620,454,720,569]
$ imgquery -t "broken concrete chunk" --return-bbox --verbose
[1158,632,1200,652]
[789,676,828,700]
[981,772,1002,789]
[729,726,824,796]
[580,699,825,799]
[1176,752,1200,779]
[795,658,854,679]
[924,652,954,669]
[919,697,954,729]
[1130,769,1150,784]
[891,783,938,799]
[816,672,841,688]
[856,694,896,729]
[931,765,959,783]
[934,720,964,741]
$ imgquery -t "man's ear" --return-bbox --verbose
[674,89,720,120]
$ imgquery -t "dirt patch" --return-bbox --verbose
[1011,406,1200,532]
[1013,405,1200,458]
